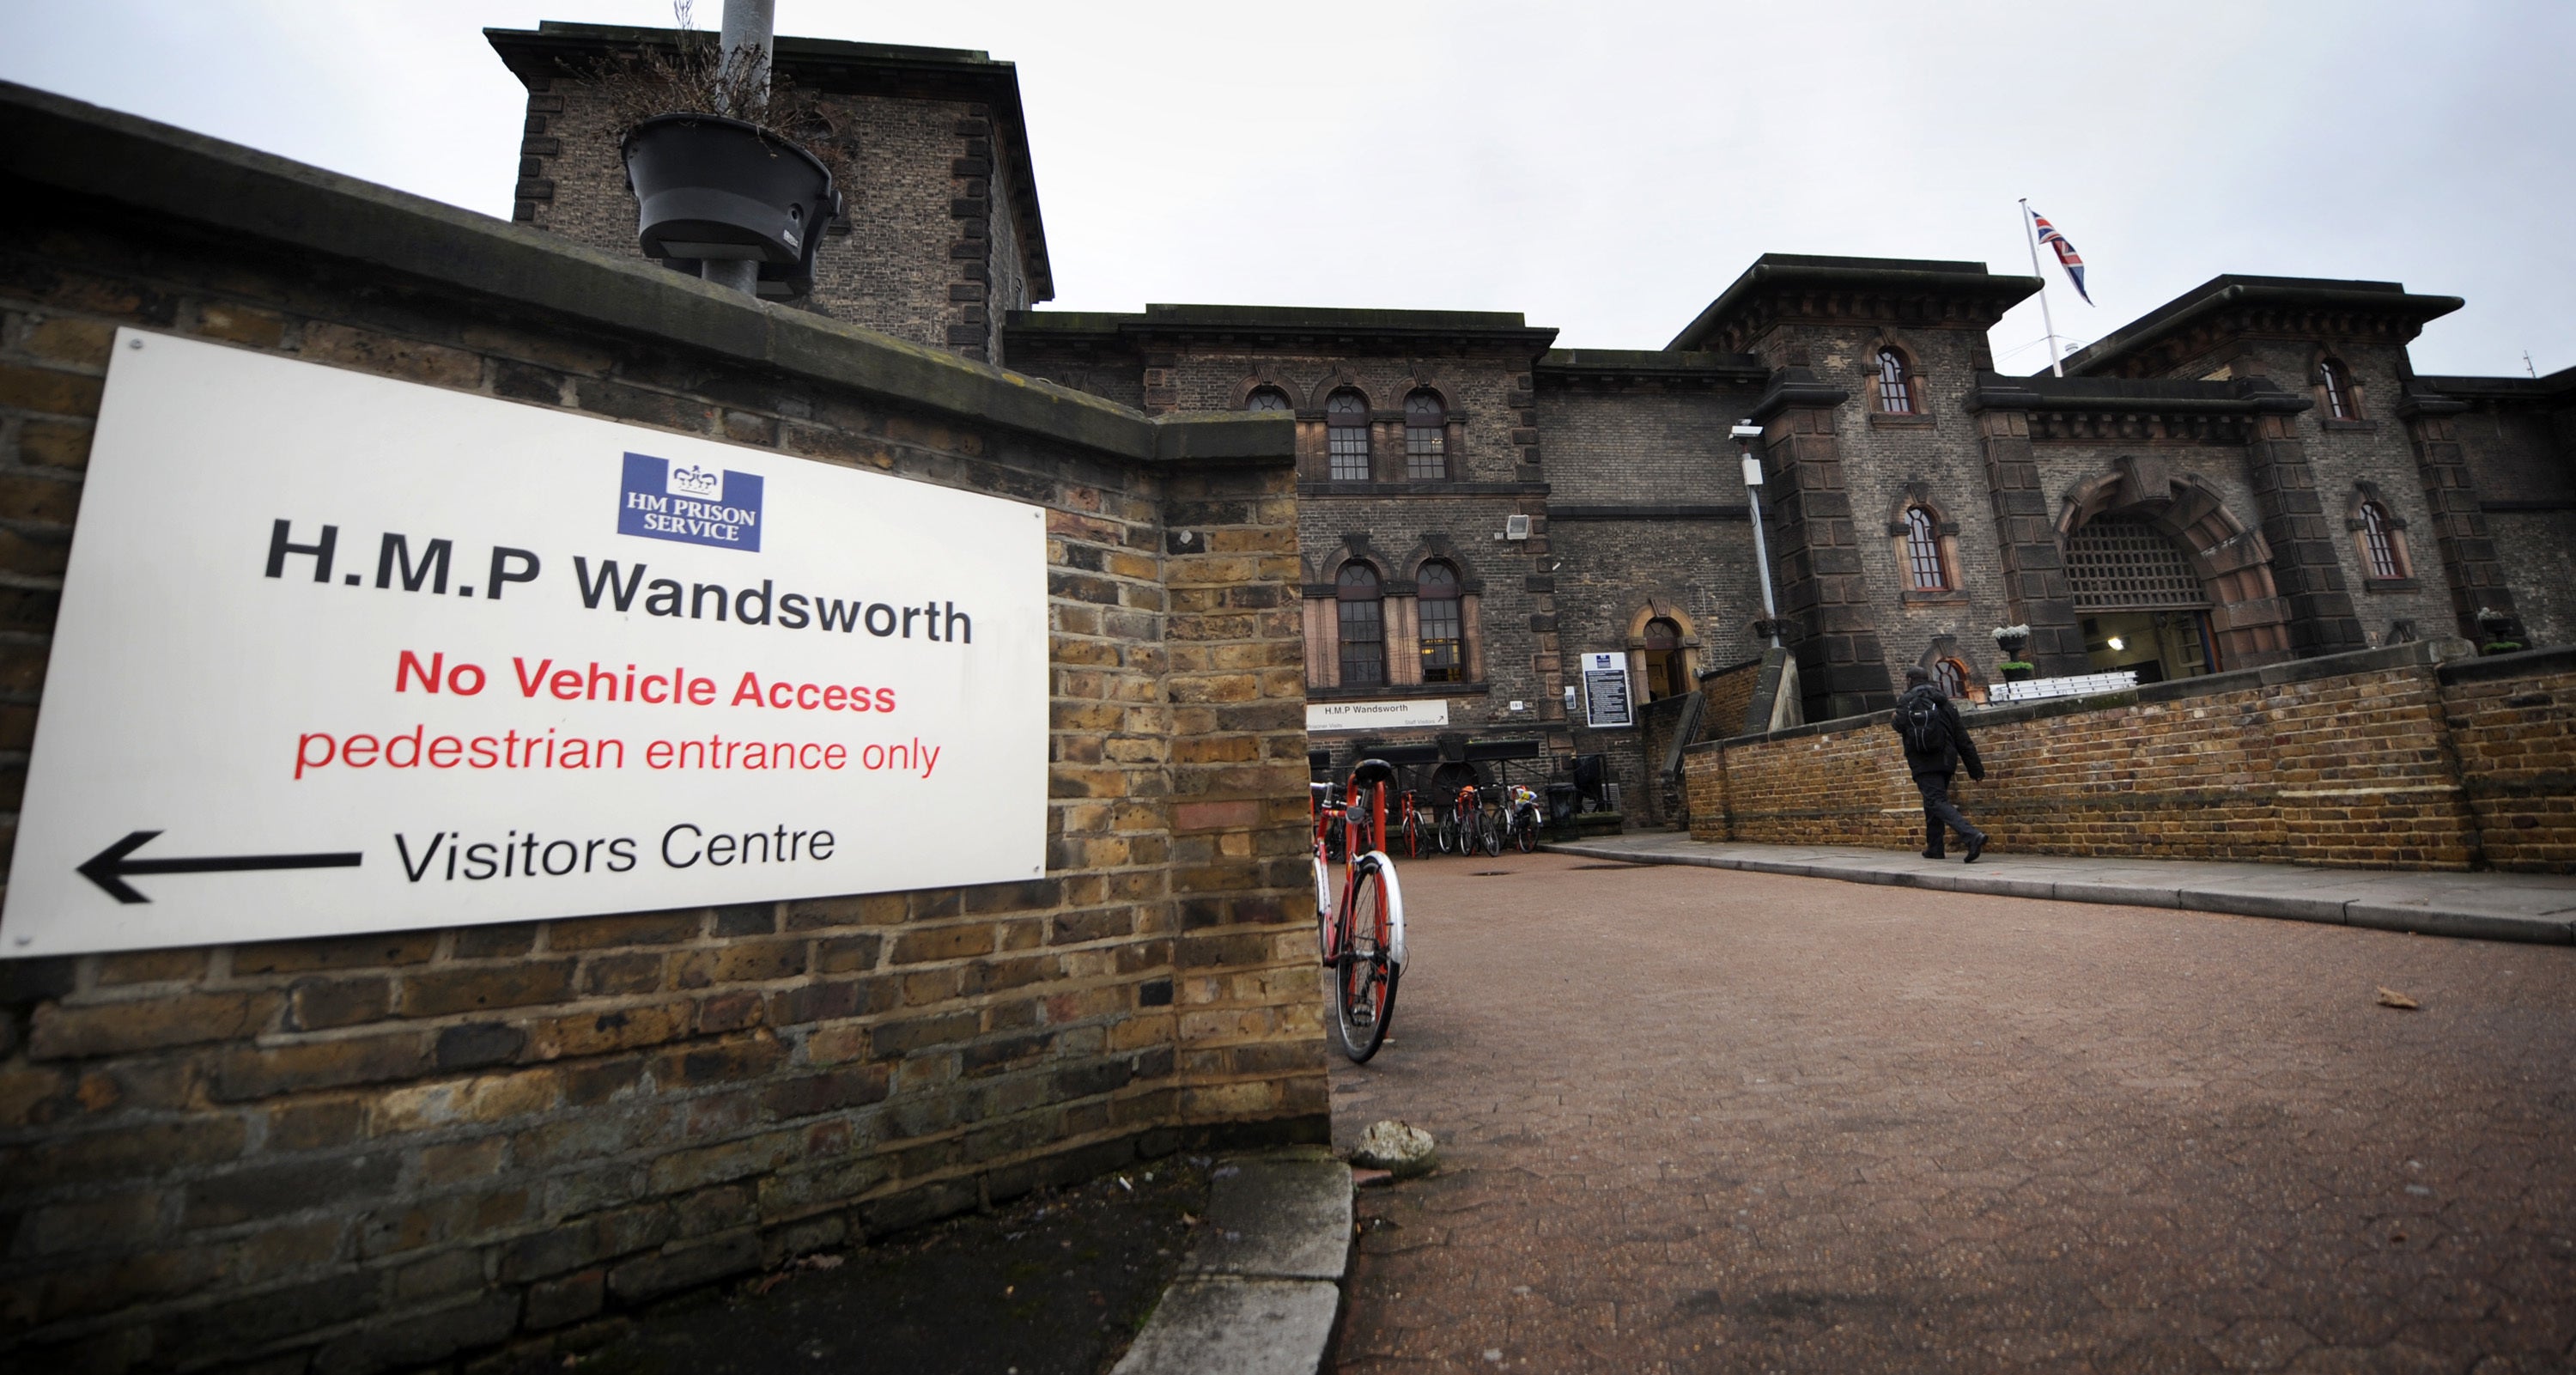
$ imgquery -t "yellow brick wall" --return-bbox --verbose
[1686,648,2575,873]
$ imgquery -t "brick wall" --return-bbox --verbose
[1686,642,2575,874]
[0,88,1311,1373]
[2488,511,2576,648]
[2439,649,2576,870]
[499,28,1047,362]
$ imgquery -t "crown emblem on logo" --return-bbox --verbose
[665,463,722,499]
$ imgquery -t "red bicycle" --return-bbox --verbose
[1313,759,1407,1062]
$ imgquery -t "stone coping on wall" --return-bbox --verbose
[1687,639,2491,755]
[0,81,1292,470]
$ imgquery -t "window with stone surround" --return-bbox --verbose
[1404,390,1449,480]
[1419,561,1463,683]
[1245,386,1292,413]
[1327,389,1371,481]
[1903,506,1949,590]
[2360,502,2402,578]
[2320,357,2358,420]
[1934,657,1969,697]
[1875,348,1917,415]
[2349,488,2415,586]
[1338,562,1386,685]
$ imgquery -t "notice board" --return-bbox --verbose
[1581,652,1635,729]
[1,331,1049,956]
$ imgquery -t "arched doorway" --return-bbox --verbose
[2064,518,2219,682]
[2058,459,2292,670]
[1641,618,1688,700]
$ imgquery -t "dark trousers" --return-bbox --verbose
[1916,771,1984,852]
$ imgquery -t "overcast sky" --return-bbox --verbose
[7,1,2570,378]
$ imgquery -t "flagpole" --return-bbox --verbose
[2019,198,2063,378]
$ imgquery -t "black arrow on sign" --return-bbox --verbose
[77,830,364,904]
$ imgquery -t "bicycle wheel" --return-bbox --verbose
[1332,856,1402,1062]
[1515,811,1537,853]
[1435,807,1456,855]
[1481,810,1503,856]
[1402,809,1420,859]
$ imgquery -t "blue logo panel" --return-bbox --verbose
[618,452,763,551]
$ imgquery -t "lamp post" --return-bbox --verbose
[1733,421,1782,649]
[702,0,776,296]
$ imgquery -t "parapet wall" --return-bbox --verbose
[1684,642,2576,873]
[0,85,1314,1372]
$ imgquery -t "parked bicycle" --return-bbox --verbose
[1313,758,1407,1062]
[1473,784,1505,856]
[1505,782,1543,853]
[1394,789,1422,859]
[1438,779,1478,855]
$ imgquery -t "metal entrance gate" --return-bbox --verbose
[2064,518,2221,677]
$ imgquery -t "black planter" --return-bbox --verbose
[623,114,841,295]
[1993,633,2030,660]
[2001,665,2033,682]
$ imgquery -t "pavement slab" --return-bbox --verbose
[1329,849,2576,1373]
[1119,1149,1353,1375]
[1546,834,2576,944]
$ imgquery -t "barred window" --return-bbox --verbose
[1904,506,1947,590]
[2321,358,2355,419]
[1418,561,1463,683]
[1876,348,1915,414]
[1934,658,1968,696]
[2360,501,2403,578]
[1327,390,1371,481]
[2066,519,2210,610]
[1337,563,1385,685]
[1245,386,1292,413]
[1404,390,1448,480]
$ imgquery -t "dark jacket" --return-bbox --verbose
[1893,684,1984,781]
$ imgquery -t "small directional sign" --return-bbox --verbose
[77,831,364,904]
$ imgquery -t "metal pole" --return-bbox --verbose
[1735,424,1782,648]
[720,0,775,104]
[2019,198,2063,378]
[701,0,775,296]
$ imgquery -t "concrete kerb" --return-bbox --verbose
[1113,1148,1354,1375]
[1543,837,2576,946]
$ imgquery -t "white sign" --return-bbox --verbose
[1,331,1049,956]
[1305,699,1449,733]
[1581,652,1635,729]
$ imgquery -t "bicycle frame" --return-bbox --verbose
[1318,770,1407,973]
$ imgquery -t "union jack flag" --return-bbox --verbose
[2029,207,2092,304]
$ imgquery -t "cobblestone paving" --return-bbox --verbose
[1328,851,2576,1373]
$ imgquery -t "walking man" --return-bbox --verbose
[1892,666,1988,861]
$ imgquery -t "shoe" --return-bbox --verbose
[1921,848,1945,861]
[1963,835,1986,863]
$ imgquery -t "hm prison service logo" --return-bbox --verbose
[619,452,764,551]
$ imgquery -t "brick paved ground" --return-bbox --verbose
[1328,851,2576,1373]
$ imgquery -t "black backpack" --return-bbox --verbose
[1895,689,1949,755]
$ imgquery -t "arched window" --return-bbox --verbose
[1933,658,1968,697]
[1903,506,1948,591]
[1337,563,1385,685]
[1244,386,1291,413]
[2359,501,2404,579]
[1875,348,1916,415]
[2320,358,2356,419]
[1404,391,1448,480]
[1326,390,1371,481]
[1641,617,1688,701]
[1418,561,1463,683]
